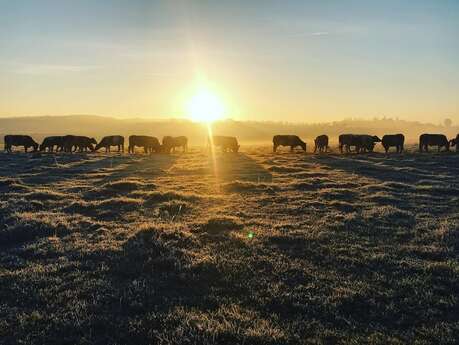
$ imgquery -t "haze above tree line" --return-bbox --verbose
[0,115,457,145]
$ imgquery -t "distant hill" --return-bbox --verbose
[0,115,457,144]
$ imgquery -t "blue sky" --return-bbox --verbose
[1,0,458,122]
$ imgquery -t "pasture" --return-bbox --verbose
[1,147,458,344]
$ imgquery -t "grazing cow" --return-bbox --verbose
[128,135,161,153]
[449,134,459,152]
[382,134,404,153]
[4,135,39,153]
[209,136,239,153]
[95,135,124,152]
[162,136,188,153]
[359,135,382,153]
[40,136,64,152]
[313,135,329,153]
[273,135,306,152]
[62,135,97,152]
[419,134,449,152]
[339,134,381,153]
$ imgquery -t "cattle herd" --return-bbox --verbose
[2,132,459,154]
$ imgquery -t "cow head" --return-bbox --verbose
[300,142,307,151]
[450,138,457,147]
[90,138,97,145]
[372,136,382,142]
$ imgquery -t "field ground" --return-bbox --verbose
[1,147,458,344]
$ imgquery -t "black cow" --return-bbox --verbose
[313,135,329,153]
[449,134,459,152]
[95,135,124,152]
[339,134,358,153]
[4,135,38,153]
[339,134,381,153]
[40,136,64,152]
[273,135,306,152]
[128,135,161,154]
[209,136,239,153]
[419,134,449,152]
[62,135,97,152]
[382,134,404,153]
[162,136,188,153]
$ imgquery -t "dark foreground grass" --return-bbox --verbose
[0,148,458,344]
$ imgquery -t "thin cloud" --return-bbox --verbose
[310,31,330,36]
[290,31,331,38]
[8,62,100,75]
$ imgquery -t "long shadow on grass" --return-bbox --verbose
[313,154,458,184]
[211,153,273,183]
[97,153,178,183]
[0,152,126,185]
[0,228,264,345]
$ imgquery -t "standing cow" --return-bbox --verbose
[419,134,449,152]
[382,134,404,153]
[95,135,124,152]
[313,135,329,153]
[162,136,188,153]
[273,135,306,153]
[339,134,358,153]
[128,135,161,154]
[208,136,239,153]
[4,135,39,153]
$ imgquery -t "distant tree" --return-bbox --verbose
[444,118,452,127]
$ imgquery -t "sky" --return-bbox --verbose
[1,0,458,123]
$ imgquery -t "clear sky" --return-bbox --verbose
[1,0,458,123]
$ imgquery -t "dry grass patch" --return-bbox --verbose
[197,216,244,235]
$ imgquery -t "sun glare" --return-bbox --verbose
[186,89,225,123]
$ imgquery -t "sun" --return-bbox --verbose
[186,89,225,123]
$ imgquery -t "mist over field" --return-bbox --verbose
[1,115,458,146]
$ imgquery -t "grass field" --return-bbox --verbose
[1,146,458,344]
